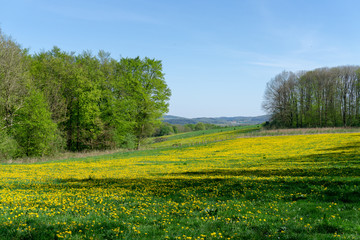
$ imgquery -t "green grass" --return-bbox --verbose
[156,125,260,141]
[150,125,262,148]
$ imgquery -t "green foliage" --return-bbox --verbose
[0,29,171,156]
[12,89,59,157]
[116,133,137,149]
[29,49,171,152]
[0,126,18,160]
[184,123,195,131]
[195,122,206,131]
[172,125,178,134]
[111,57,171,149]
[70,52,104,151]
[30,48,105,152]
[153,123,175,136]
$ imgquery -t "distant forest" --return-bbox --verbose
[0,29,171,158]
[263,66,360,128]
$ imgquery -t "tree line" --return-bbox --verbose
[263,65,360,128]
[0,29,171,159]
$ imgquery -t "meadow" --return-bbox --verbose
[151,125,261,148]
[0,130,360,239]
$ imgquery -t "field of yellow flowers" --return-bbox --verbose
[0,132,359,239]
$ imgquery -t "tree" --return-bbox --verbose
[153,122,175,137]
[0,120,18,159]
[112,57,171,149]
[262,71,297,127]
[12,89,59,157]
[31,48,105,151]
[195,122,206,131]
[1,27,173,155]
[70,51,103,151]
[30,47,77,150]
[263,66,360,128]
[0,29,29,130]
[30,48,68,126]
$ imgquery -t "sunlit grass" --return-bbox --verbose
[0,133,359,239]
[150,125,261,148]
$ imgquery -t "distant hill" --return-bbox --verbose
[163,115,270,126]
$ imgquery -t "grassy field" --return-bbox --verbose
[154,125,261,141]
[150,125,261,148]
[0,130,360,239]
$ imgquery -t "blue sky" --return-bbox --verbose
[1,0,359,118]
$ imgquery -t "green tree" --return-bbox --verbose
[31,48,104,151]
[30,48,68,126]
[0,120,18,159]
[30,47,77,150]
[12,89,59,157]
[184,124,195,131]
[70,51,103,151]
[154,122,174,136]
[1,28,173,156]
[172,125,178,134]
[195,122,206,131]
[97,50,118,149]
[113,57,171,149]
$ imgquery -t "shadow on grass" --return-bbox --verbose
[172,166,359,177]
[52,175,360,203]
[320,141,360,152]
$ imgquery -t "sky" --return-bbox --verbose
[1,0,360,118]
